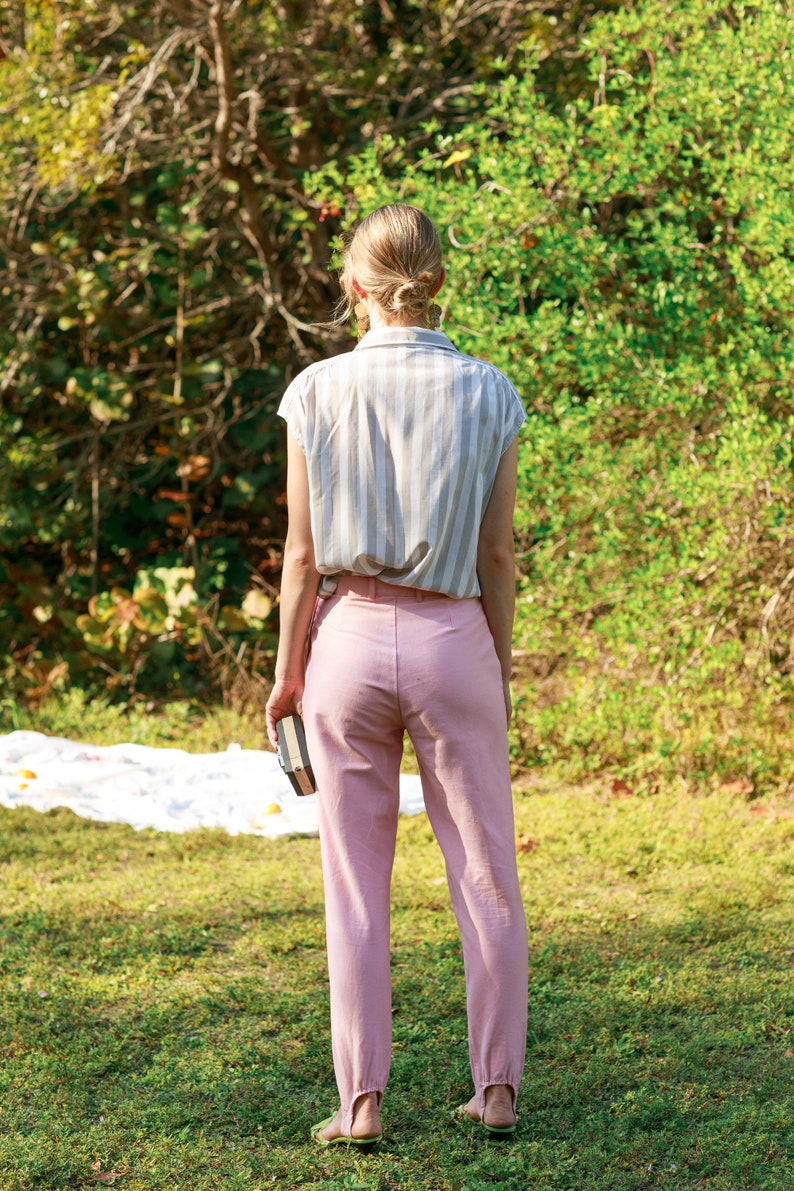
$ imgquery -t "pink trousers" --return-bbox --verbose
[303,577,528,1132]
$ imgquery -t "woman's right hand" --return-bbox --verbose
[266,676,305,749]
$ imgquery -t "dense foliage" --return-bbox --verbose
[2,1,794,785]
[0,0,586,702]
[320,0,794,786]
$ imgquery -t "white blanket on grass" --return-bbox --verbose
[0,730,425,839]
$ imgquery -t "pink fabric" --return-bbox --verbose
[303,576,528,1131]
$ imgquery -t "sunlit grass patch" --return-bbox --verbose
[1,777,793,1189]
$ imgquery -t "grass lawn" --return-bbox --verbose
[1,758,793,1190]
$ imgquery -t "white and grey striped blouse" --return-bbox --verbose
[278,326,525,598]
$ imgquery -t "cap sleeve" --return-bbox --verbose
[277,373,309,453]
[500,377,526,454]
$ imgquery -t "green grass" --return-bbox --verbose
[0,689,268,753]
[2,766,793,1191]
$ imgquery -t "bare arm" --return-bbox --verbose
[265,429,321,747]
[476,438,519,725]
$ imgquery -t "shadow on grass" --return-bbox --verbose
[0,806,792,1189]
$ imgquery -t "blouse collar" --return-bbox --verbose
[354,326,459,353]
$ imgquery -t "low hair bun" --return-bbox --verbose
[391,276,431,315]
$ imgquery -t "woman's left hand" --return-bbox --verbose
[502,678,512,728]
[266,676,305,748]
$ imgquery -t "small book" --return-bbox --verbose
[276,714,316,797]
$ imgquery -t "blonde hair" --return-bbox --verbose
[336,204,442,323]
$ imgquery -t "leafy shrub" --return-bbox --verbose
[318,0,794,785]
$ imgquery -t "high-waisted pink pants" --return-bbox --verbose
[303,576,528,1132]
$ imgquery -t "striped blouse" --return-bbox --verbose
[278,326,525,598]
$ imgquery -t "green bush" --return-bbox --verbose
[316,0,794,786]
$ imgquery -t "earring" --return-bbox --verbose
[355,301,370,338]
[427,303,441,330]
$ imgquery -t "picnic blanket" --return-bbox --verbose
[0,730,425,839]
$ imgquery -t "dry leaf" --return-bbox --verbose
[318,200,342,223]
[176,454,212,481]
[91,1160,125,1183]
[718,778,755,797]
[611,778,634,798]
[155,488,188,502]
[516,834,539,853]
